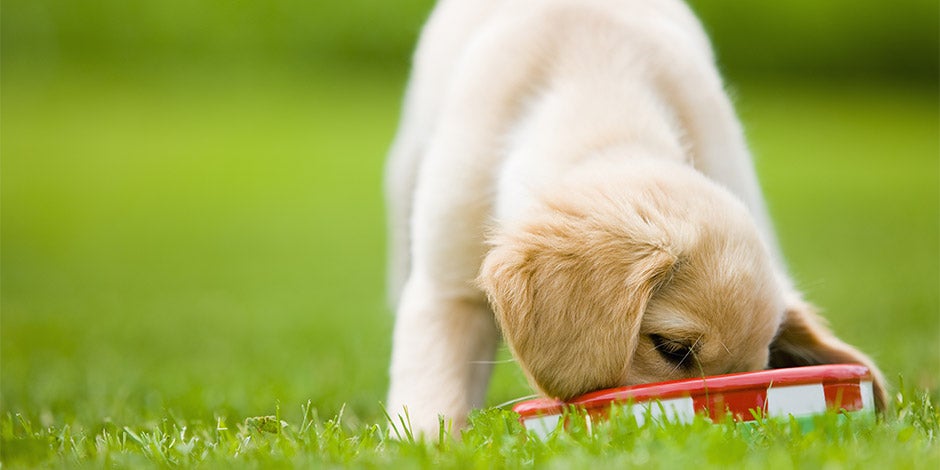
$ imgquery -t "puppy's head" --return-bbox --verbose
[479,160,784,399]
[481,160,798,402]
[480,159,886,409]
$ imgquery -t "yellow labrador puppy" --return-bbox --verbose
[385,0,885,435]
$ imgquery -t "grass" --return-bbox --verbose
[1,64,938,467]
[3,389,937,467]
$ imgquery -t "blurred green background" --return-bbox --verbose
[2,0,938,429]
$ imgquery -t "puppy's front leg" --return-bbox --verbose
[658,51,785,269]
[385,16,545,435]
[387,275,499,436]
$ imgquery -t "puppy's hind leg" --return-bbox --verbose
[387,275,499,437]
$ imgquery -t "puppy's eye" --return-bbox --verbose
[650,334,694,368]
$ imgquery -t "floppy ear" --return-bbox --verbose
[478,231,677,400]
[769,297,888,411]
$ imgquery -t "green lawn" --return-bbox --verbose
[1,65,937,467]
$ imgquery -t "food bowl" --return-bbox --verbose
[512,364,875,437]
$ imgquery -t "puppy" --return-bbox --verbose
[385,0,886,435]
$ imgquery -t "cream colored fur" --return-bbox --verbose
[385,0,885,435]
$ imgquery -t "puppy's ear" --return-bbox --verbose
[769,298,888,411]
[478,230,677,400]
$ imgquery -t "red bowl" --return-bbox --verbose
[512,364,875,436]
